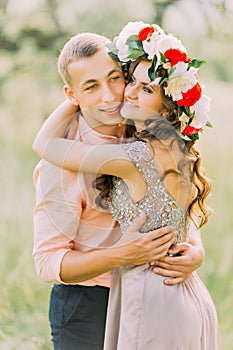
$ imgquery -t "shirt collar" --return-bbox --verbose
[76,114,118,144]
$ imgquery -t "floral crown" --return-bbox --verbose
[108,21,212,140]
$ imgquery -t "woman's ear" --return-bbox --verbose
[160,109,170,119]
[64,85,79,106]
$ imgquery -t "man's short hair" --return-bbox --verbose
[58,33,111,86]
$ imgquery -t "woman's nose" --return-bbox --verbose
[125,84,138,100]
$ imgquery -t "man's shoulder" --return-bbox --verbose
[33,159,61,176]
[33,159,78,187]
[65,112,80,140]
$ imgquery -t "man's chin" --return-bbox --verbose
[106,116,124,125]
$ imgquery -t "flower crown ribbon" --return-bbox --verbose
[108,21,212,140]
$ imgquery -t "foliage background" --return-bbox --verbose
[0,0,233,349]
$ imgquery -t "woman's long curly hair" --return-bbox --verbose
[95,58,211,228]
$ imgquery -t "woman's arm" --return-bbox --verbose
[34,136,146,201]
[32,97,131,177]
[60,214,176,283]
[34,132,141,182]
[32,101,145,199]
[33,99,78,155]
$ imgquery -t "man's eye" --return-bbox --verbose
[111,75,120,81]
[85,84,97,91]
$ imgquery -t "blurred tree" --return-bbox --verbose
[18,27,66,50]
[0,0,8,15]
[0,0,232,81]
[0,0,19,51]
[16,0,68,51]
[151,0,179,26]
[152,0,233,36]
[46,0,63,34]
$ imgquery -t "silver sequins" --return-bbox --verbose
[108,141,187,243]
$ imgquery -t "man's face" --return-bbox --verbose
[66,50,125,131]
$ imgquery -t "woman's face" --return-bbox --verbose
[121,60,163,128]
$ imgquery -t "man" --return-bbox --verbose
[33,32,204,350]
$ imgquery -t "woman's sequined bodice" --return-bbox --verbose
[108,141,188,243]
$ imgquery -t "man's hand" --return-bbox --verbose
[152,241,205,285]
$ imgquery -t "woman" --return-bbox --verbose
[33,22,219,349]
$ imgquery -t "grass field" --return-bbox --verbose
[0,67,232,349]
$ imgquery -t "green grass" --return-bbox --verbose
[197,80,233,349]
[1,56,233,349]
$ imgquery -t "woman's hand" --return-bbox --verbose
[152,241,205,285]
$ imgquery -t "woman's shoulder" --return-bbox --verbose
[121,140,153,162]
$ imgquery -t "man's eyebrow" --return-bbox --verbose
[81,79,97,88]
[107,68,122,77]
[81,68,122,88]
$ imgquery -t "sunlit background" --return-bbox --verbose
[0,0,233,349]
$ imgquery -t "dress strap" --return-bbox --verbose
[121,141,160,183]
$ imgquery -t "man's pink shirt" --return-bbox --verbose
[33,115,120,287]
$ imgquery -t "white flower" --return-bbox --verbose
[142,25,165,60]
[155,34,187,56]
[164,64,198,101]
[179,113,190,124]
[115,21,148,61]
[190,94,211,128]
[162,62,171,69]
[142,32,162,60]
[179,113,189,134]
[149,77,161,86]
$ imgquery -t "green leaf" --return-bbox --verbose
[106,42,118,55]
[160,52,166,63]
[158,74,168,85]
[188,59,206,69]
[126,35,143,50]
[127,48,145,59]
[178,105,192,118]
[108,51,121,62]
[148,70,156,81]
[206,121,213,128]
[148,57,157,82]
[178,106,185,118]
[189,133,199,141]
[168,66,176,77]
[183,106,191,116]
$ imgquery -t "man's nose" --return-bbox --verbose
[101,84,117,103]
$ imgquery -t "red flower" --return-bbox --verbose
[177,83,202,107]
[182,125,202,136]
[164,49,190,67]
[138,26,155,41]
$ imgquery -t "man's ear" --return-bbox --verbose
[64,85,79,106]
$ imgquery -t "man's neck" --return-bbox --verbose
[93,124,123,137]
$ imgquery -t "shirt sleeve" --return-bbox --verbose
[33,160,82,284]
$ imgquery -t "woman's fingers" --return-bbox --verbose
[167,241,191,255]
